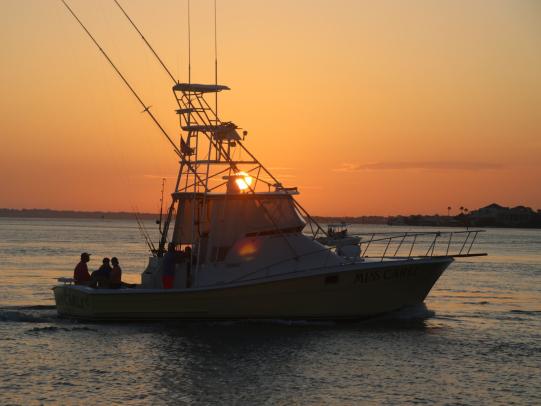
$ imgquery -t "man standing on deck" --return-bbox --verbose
[74,252,91,285]
[162,243,176,289]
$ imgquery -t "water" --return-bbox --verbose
[0,218,540,405]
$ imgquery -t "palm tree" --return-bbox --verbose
[447,206,452,217]
[459,206,464,215]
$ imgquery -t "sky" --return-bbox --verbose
[1,0,540,216]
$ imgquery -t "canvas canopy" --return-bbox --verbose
[171,194,305,246]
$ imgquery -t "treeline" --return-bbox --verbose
[0,208,158,220]
[312,216,388,224]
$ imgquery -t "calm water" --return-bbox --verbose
[0,217,540,405]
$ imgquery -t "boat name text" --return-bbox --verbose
[353,267,419,284]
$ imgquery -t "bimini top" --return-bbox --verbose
[173,83,230,93]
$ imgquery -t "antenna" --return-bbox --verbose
[188,0,191,84]
[214,0,218,122]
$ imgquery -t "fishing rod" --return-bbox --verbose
[134,210,157,254]
[157,177,166,234]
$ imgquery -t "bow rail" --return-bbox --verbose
[354,230,486,261]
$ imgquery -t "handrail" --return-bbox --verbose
[360,230,485,260]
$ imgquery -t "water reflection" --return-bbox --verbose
[138,305,436,403]
[1,219,540,404]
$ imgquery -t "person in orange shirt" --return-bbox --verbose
[73,252,91,285]
[110,257,122,289]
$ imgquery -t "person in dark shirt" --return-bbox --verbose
[184,246,192,288]
[73,252,91,285]
[90,257,112,288]
[110,257,122,289]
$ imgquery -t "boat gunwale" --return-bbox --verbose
[53,255,454,296]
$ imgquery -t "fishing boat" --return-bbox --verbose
[53,1,486,321]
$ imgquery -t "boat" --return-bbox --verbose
[316,223,362,257]
[53,1,486,321]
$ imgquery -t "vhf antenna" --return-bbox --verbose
[214,0,219,122]
[188,0,192,84]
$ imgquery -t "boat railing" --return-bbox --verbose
[232,230,486,284]
[354,229,486,261]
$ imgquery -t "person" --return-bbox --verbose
[184,246,192,288]
[90,257,112,288]
[74,252,91,285]
[110,257,122,289]
[161,243,176,289]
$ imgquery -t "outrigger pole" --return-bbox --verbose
[61,0,218,257]
[60,0,206,189]
[60,1,178,155]
[112,0,177,84]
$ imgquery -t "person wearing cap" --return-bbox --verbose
[74,252,92,285]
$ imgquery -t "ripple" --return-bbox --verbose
[25,326,98,334]
[0,310,50,323]
[510,309,541,315]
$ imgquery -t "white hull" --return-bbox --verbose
[54,257,452,321]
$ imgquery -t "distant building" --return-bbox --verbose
[469,203,538,227]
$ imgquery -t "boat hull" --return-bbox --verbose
[53,257,452,321]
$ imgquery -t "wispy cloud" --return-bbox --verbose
[143,174,176,180]
[274,174,296,179]
[334,161,505,172]
[297,185,323,190]
[268,167,295,171]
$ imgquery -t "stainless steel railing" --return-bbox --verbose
[231,230,486,283]
[355,230,485,261]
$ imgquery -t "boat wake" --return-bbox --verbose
[0,305,58,324]
[25,326,98,334]
[205,319,337,327]
[369,303,436,323]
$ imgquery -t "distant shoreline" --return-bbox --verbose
[0,208,157,220]
[0,208,388,223]
[1,206,540,228]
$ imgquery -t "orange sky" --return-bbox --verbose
[1,0,540,216]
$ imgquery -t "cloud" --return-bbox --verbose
[297,185,323,190]
[143,174,176,180]
[274,174,296,179]
[268,167,295,171]
[334,161,505,172]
